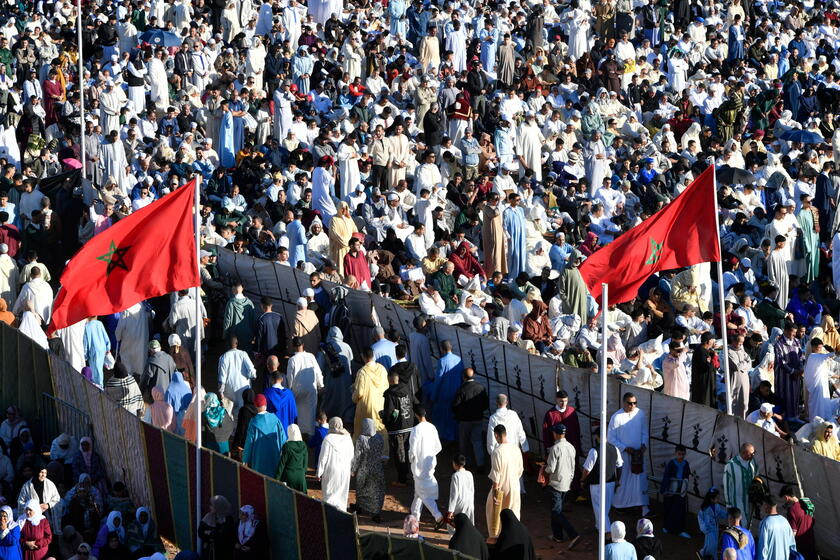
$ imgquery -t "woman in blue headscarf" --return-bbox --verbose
[165,371,193,436]
[201,394,234,456]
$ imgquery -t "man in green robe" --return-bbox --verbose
[243,394,288,477]
[796,195,820,284]
[432,261,460,312]
[558,249,589,324]
[223,282,257,351]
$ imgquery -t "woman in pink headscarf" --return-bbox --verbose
[147,387,175,432]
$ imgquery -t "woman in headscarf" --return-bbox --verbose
[104,362,144,417]
[522,300,552,352]
[202,393,235,455]
[96,532,131,560]
[18,500,50,560]
[276,424,308,492]
[526,240,551,277]
[71,437,108,496]
[198,495,235,560]
[147,387,175,432]
[449,241,485,281]
[605,520,636,559]
[316,417,354,512]
[126,506,164,556]
[61,474,103,538]
[492,509,535,560]
[351,418,386,522]
[318,326,355,423]
[182,386,207,443]
[233,505,266,559]
[821,315,840,351]
[449,513,488,560]
[633,518,662,558]
[92,511,124,558]
[232,389,258,455]
[0,505,20,560]
[328,202,358,277]
[577,232,600,257]
[15,468,59,532]
[0,300,13,327]
[167,334,194,385]
[166,371,193,436]
[294,297,321,354]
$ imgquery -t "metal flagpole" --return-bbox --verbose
[711,164,733,415]
[77,0,85,179]
[193,176,203,549]
[598,283,609,560]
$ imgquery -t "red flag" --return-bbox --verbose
[579,165,720,305]
[48,180,199,334]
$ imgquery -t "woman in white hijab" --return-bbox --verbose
[457,292,489,335]
[526,240,552,277]
[306,217,330,268]
[681,122,702,151]
[235,504,266,557]
[317,417,354,511]
[18,499,51,556]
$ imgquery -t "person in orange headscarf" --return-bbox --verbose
[522,300,552,352]
[0,299,14,325]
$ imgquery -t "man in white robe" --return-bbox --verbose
[273,83,295,142]
[804,340,840,422]
[516,113,545,181]
[767,235,790,309]
[311,159,338,227]
[55,320,86,373]
[445,21,467,72]
[147,50,169,111]
[286,336,324,437]
[337,137,361,200]
[217,336,257,415]
[608,392,651,515]
[99,131,130,196]
[317,418,354,511]
[0,244,17,307]
[99,80,126,135]
[584,132,610,197]
[12,268,53,324]
[409,407,445,526]
[114,303,150,380]
[283,0,305,48]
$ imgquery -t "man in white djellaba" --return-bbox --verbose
[409,406,445,528]
[607,391,651,516]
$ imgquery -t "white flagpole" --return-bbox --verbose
[193,176,203,549]
[599,283,609,560]
[711,164,733,415]
[77,0,85,179]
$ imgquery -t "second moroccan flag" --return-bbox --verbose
[579,165,721,305]
[48,180,200,334]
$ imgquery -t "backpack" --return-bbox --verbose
[328,286,352,336]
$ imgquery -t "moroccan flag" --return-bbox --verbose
[48,180,199,334]
[579,165,720,305]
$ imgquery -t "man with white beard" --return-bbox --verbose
[190,42,211,92]
[99,80,126,134]
[516,112,545,181]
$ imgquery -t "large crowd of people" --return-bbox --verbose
[0,0,838,556]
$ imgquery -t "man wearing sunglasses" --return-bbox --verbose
[608,392,651,517]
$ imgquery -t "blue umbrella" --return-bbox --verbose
[780,129,824,144]
[138,29,183,48]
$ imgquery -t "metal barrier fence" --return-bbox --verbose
[39,392,92,445]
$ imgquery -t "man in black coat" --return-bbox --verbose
[452,368,489,472]
[383,370,418,484]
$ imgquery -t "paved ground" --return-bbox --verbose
[305,441,706,559]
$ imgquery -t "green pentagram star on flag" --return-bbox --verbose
[95,240,132,275]
[645,238,663,265]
